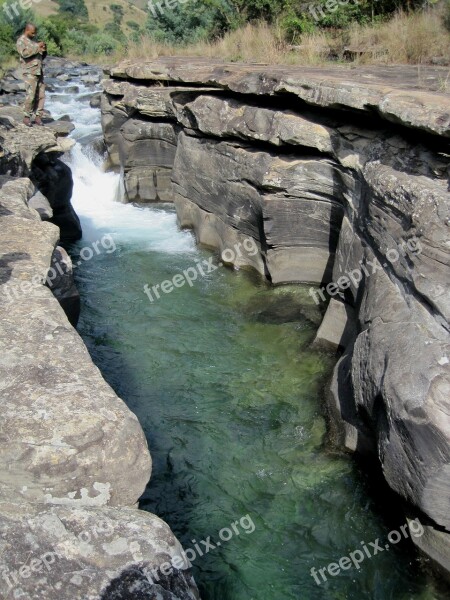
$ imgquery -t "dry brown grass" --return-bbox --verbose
[118,7,450,67]
[347,7,450,64]
[200,22,286,64]
[0,56,19,77]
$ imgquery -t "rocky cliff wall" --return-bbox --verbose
[0,59,199,600]
[101,58,450,577]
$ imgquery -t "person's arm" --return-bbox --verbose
[16,37,40,59]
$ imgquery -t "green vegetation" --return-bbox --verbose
[0,0,121,60]
[142,0,432,44]
[444,0,450,30]
[0,0,448,66]
[55,0,88,20]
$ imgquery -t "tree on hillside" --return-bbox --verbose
[146,0,233,44]
[227,0,284,22]
[111,3,125,23]
[145,0,434,45]
[56,0,88,20]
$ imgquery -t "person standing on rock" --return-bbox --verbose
[16,23,47,127]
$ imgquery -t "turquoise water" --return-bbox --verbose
[71,203,444,600]
[51,85,446,600]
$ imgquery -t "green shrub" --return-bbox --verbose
[61,28,90,54]
[146,0,233,44]
[110,4,124,20]
[0,0,35,63]
[55,0,88,20]
[46,39,63,56]
[126,20,140,31]
[280,13,316,43]
[0,24,15,61]
[33,16,69,56]
[86,32,119,55]
[443,0,450,31]
[104,20,126,43]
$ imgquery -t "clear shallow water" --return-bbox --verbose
[47,81,446,600]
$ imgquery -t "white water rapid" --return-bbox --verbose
[46,82,196,254]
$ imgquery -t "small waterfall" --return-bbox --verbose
[46,81,196,253]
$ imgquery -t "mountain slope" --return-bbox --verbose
[34,1,148,34]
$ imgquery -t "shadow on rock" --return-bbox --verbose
[100,565,199,600]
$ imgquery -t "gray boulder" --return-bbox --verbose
[28,190,53,221]
[0,502,199,600]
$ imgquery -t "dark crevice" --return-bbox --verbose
[111,76,222,90]
[183,126,338,160]
[125,110,178,126]
[109,78,450,155]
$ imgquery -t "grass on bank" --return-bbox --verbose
[119,7,450,67]
[1,5,449,72]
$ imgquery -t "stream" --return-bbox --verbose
[45,74,445,600]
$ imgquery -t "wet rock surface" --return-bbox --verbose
[102,58,450,577]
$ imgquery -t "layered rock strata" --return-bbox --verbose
[102,58,450,576]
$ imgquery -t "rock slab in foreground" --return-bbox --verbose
[0,167,151,510]
[0,502,199,600]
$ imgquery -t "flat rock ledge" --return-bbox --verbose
[102,58,450,579]
[0,107,199,597]
[109,58,450,137]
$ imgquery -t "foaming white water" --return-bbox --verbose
[46,84,102,142]
[47,82,196,254]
